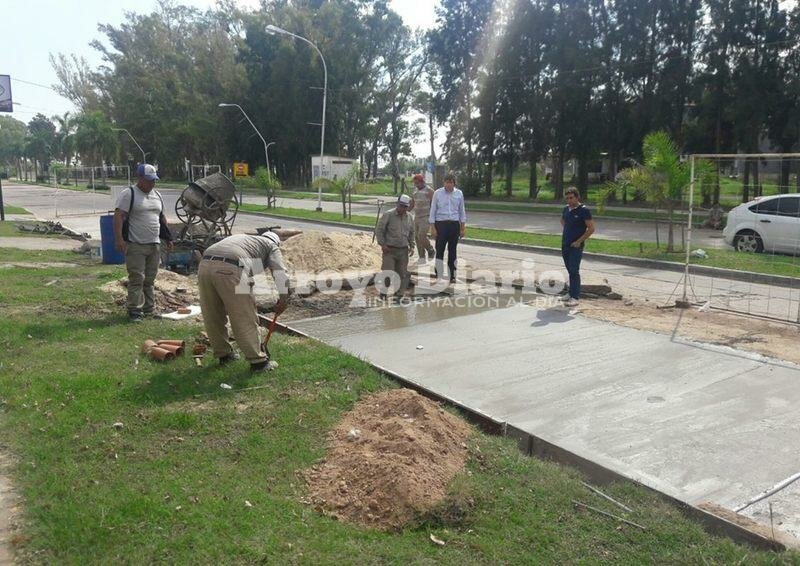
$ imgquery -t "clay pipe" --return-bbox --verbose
[149,346,175,362]
[141,339,157,354]
[157,343,184,356]
[157,339,186,349]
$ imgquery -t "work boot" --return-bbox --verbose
[250,359,274,373]
[128,312,143,323]
[219,351,241,365]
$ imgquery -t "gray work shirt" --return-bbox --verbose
[376,210,414,248]
[204,234,288,274]
[116,186,163,245]
[411,186,434,222]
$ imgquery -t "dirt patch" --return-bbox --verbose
[0,449,20,565]
[577,297,800,365]
[100,269,199,312]
[304,388,472,531]
[0,262,79,269]
[281,231,382,276]
[697,502,796,547]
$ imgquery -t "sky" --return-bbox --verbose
[1,0,438,156]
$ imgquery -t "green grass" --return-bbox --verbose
[2,205,29,215]
[241,205,800,279]
[0,220,79,239]
[0,252,796,562]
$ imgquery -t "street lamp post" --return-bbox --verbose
[266,142,276,177]
[218,103,270,206]
[112,127,146,165]
[265,24,327,212]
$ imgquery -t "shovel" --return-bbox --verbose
[262,310,281,361]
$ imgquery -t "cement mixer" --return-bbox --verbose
[175,172,239,243]
[168,172,240,273]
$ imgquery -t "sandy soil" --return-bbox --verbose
[304,388,472,531]
[577,297,800,365]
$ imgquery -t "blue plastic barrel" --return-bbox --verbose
[100,214,125,264]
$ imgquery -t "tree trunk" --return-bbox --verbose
[779,158,790,194]
[428,111,437,164]
[608,152,618,182]
[528,155,538,200]
[667,204,675,252]
[577,157,588,194]
[483,156,493,197]
[505,156,514,197]
[752,159,761,197]
[553,150,565,201]
[742,159,750,203]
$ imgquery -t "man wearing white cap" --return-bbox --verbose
[198,232,290,373]
[375,194,415,297]
[113,163,173,322]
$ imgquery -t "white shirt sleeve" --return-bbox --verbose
[429,189,439,224]
[116,187,134,212]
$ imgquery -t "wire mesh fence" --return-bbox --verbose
[190,164,221,182]
[678,154,800,323]
[53,166,130,217]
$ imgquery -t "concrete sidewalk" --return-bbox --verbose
[289,299,800,541]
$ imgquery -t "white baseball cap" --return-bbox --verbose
[261,231,281,247]
[397,194,411,207]
[136,163,159,181]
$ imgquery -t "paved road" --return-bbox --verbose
[3,182,728,249]
[4,182,797,321]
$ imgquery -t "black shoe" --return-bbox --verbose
[219,351,240,365]
[128,312,143,323]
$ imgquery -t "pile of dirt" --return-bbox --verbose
[305,388,472,531]
[100,270,199,312]
[281,231,382,277]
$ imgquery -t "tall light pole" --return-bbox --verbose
[266,141,276,177]
[265,24,327,212]
[112,127,146,165]
[218,103,269,205]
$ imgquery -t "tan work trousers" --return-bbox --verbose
[197,260,267,363]
[380,246,410,296]
[414,219,434,259]
[125,242,160,315]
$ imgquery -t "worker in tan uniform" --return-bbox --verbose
[375,194,415,298]
[408,173,435,263]
[198,232,290,372]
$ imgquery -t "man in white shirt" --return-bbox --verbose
[428,172,467,282]
[113,163,173,322]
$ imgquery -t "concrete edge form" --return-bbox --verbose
[267,316,795,551]
[245,210,799,289]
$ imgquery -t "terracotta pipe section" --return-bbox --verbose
[158,339,186,348]
[141,339,157,354]
[149,346,175,362]
[158,343,184,356]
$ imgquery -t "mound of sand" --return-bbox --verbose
[305,388,472,531]
[100,269,199,312]
[281,231,382,276]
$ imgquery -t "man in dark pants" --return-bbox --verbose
[560,187,595,307]
[429,173,467,283]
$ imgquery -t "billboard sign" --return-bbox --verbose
[0,75,12,113]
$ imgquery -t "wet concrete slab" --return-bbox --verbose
[290,299,800,539]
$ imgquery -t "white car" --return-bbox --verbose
[723,194,800,254]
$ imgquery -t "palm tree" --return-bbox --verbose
[53,112,76,167]
[74,111,118,185]
[601,131,710,252]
